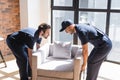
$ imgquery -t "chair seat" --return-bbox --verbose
[37,56,74,79]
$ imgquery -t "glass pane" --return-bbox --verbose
[78,12,106,51]
[52,10,74,42]
[111,0,120,9]
[107,13,120,63]
[53,0,73,6]
[79,0,107,9]
[79,12,106,32]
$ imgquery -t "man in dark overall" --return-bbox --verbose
[59,20,112,80]
[6,23,51,80]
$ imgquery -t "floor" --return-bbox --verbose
[0,54,19,80]
[81,62,120,80]
[0,54,120,80]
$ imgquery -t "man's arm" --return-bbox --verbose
[27,48,32,68]
[81,43,88,71]
[36,38,42,50]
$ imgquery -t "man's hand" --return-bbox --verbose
[81,64,86,71]
[36,43,40,50]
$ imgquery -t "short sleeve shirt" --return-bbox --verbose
[75,24,106,47]
[19,28,42,49]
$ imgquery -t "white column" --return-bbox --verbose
[39,0,51,44]
[39,0,51,24]
[19,0,28,29]
[27,0,41,28]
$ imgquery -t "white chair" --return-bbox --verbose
[32,43,83,80]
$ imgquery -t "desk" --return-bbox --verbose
[0,37,7,67]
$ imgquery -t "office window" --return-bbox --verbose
[108,13,120,62]
[111,0,120,9]
[79,12,106,32]
[79,0,107,9]
[53,0,73,6]
[51,0,120,63]
[52,10,74,42]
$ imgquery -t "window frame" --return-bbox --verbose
[51,0,120,64]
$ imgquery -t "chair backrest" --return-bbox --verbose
[49,43,82,58]
[49,43,54,56]
[71,45,82,58]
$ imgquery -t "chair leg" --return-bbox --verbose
[32,55,37,80]
[80,70,86,80]
[0,50,7,67]
[79,71,82,80]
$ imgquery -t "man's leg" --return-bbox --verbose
[24,47,32,78]
[86,43,112,80]
[6,37,29,80]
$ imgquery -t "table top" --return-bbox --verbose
[0,37,4,41]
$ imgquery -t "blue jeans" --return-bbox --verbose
[6,34,31,80]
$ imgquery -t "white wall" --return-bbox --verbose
[19,0,51,43]
[19,0,51,29]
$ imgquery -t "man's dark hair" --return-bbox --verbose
[38,23,51,33]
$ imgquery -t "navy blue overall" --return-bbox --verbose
[6,28,42,80]
[75,24,112,80]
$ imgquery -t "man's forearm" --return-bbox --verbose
[81,43,88,71]
[28,48,32,68]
